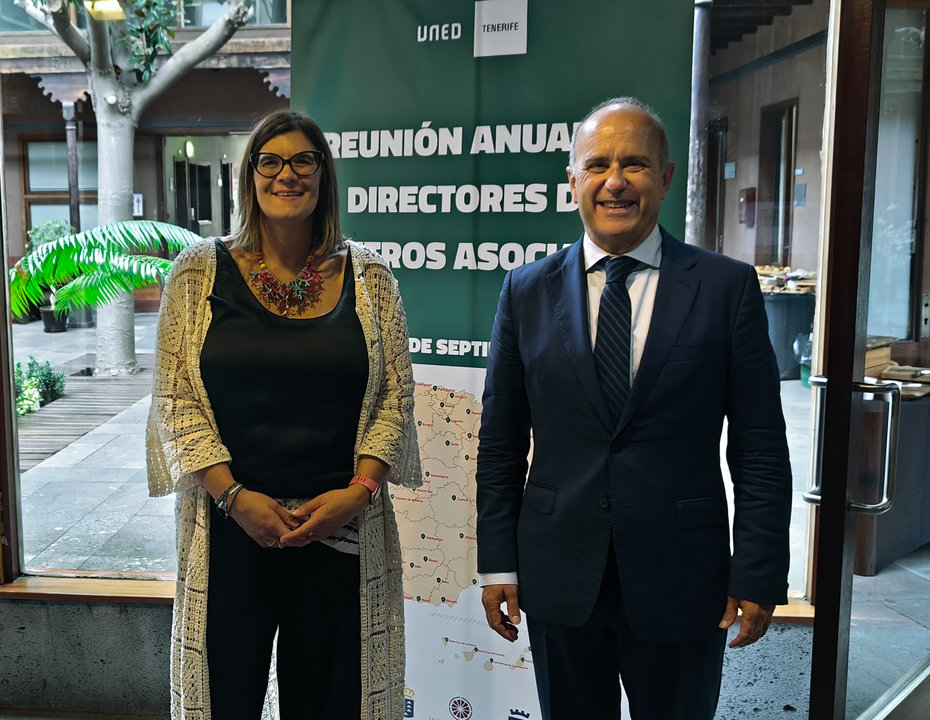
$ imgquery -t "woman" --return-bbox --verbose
[146,109,421,720]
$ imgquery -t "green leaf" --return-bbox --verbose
[9,220,202,314]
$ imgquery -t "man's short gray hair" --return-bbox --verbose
[568,97,670,172]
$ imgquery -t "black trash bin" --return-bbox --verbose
[762,291,816,380]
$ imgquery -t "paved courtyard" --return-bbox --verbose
[11,312,176,576]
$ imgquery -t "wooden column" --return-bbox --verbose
[686,0,713,247]
[63,101,81,232]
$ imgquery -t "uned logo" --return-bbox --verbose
[417,22,462,43]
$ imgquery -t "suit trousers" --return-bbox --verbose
[527,547,727,720]
[206,506,362,720]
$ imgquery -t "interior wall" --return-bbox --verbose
[709,0,828,272]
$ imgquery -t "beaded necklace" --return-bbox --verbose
[249,251,324,316]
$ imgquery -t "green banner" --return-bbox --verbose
[292,3,693,716]
[293,0,693,368]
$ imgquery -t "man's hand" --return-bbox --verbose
[719,596,775,648]
[482,584,521,642]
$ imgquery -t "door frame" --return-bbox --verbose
[809,0,888,716]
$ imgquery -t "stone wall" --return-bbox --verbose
[0,599,170,717]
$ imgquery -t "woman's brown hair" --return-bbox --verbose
[229,109,344,257]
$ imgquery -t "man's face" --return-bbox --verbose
[567,106,675,255]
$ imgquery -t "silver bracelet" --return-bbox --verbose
[215,482,243,518]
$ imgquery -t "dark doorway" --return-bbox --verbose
[221,161,233,236]
[705,118,728,253]
[758,100,798,266]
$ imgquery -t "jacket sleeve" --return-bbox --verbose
[725,264,793,604]
[475,270,532,575]
[356,261,421,489]
[146,245,231,497]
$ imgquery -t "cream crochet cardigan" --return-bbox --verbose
[146,239,422,720]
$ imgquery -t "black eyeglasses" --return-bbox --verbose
[249,151,325,178]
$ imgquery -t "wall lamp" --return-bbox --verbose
[83,1,126,21]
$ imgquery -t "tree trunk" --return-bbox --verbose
[93,100,139,375]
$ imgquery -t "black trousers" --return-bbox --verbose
[527,549,727,720]
[206,508,361,720]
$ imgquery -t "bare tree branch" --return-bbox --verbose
[14,0,90,64]
[133,0,253,114]
[86,14,115,78]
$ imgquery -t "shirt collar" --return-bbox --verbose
[583,225,663,272]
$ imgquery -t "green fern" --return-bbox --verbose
[9,220,202,316]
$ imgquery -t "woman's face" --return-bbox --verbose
[252,130,322,232]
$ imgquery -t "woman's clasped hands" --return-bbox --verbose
[278,485,371,547]
[227,488,301,548]
[228,485,372,548]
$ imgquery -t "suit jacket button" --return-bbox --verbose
[600,497,609,509]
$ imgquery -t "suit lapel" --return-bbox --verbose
[616,229,699,433]
[548,240,614,429]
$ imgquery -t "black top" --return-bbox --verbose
[200,239,368,498]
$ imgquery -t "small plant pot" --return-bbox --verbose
[39,306,69,333]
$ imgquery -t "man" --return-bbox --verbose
[475,97,792,719]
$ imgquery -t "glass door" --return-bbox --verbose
[809,0,930,717]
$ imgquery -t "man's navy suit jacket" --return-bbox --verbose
[475,228,792,642]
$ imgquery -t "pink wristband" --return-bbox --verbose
[349,474,381,502]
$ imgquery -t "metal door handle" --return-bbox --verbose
[802,376,900,514]
[802,375,828,506]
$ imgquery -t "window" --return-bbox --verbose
[180,0,288,28]
[27,141,98,192]
[22,140,98,237]
[0,0,290,34]
[867,8,926,340]
[0,0,45,31]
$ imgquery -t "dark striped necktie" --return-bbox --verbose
[594,255,641,425]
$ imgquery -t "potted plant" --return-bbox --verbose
[14,220,75,328]
[9,220,202,328]
[39,289,69,333]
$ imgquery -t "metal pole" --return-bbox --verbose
[686,0,713,247]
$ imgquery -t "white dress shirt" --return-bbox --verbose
[479,226,664,588]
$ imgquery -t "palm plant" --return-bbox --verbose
[9,220,203,318]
